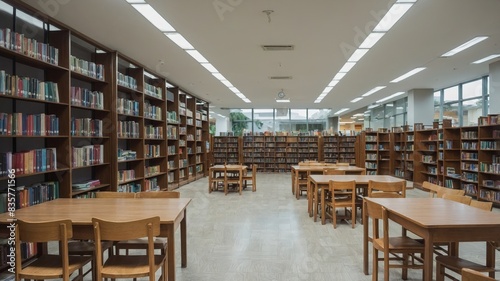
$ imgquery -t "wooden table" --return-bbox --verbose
[308,174,403,223]
[364,197,500,281]
[290,165,365,196]
[208,165,247,192]
[0,198,191,281]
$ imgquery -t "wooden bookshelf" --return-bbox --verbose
[477,115,499,203]
[297,136,319,162]
[166,87,179,189]
[339,136,357,165]
[362,131,378,175]
[195,99,209,178]
[393,129,405,179]
[414,128,439,186]
[442,127,461,189]
[460,126,479,196]
[323,136,339,164]
[286,136,299,168]
[403,130,415,181]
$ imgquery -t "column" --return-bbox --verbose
[489,60,500,114]
[407,88,434,126]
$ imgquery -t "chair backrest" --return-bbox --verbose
[336,162,350,166]
[363,199,388,242]
[137,191,180,198]
[436,187,465,198]
[323,168,345,175]
[329,180,356,201]
[422,181,441,197]
[462,268,496,281]
[93,216,160,277]
[469,200,493,211]
[368,180,406,198]
[442,194,472,205]
[16,219,73,279]
[224,166,243,181]
[96,191,136,198]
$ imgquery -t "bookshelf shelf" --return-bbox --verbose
[71,71,107,84]
[0,45,68,71]
[118,178,143,185]
[72,184,111,196]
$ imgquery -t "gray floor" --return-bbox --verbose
[71,173,499,280]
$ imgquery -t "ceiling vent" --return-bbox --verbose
[261,45,294,51]
[269,76,293,80]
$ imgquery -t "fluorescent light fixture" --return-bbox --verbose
[396,0,417,2]
[347,49,369,62]
[186,50,208,63]
[212,73,226,81]
[350,97,363,103]
[390,67,426,83]
[362,86,386,97]
[376,91,405,103]
[236,93,245,98]
[314,99,322,104]
[221,80,233,87]
[339,62,356,73]
[276,99,291,103]
[386,103,394,107]
[339,121,354,124]
[144,72,157,79]
[229,87,240,93]
[200,63,218,73]
[217,114,226,118]
[243,98,251,103]
[368,104,381,109]
[165,33,194,49]
[334,72,346,80]
[373,3,413,32]
[442,36,488,57]
[334,108,350,115]
[131,4,175,32]
[127,0,145,3]
[353,113,364,117]
[472,54,500,64]
[359,32,385,49]
[351,116,357,119]
[328,80,339,87]
[323,86,333,93]
[165,82,174,88]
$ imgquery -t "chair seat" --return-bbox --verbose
[101,255,166,278]
[373,237,426,251]
[116,237,167,250]
[436,256,496,272]
[68,240,114,255]
[18,255,92,279]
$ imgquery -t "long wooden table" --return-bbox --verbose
[364,197,500,281]
[308,174,403,223]
[0,198,191,281]
[290,165,366,196]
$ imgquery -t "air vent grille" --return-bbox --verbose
[269,76,293,80]
[261,45,294,51]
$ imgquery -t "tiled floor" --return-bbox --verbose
[72,173,499,280]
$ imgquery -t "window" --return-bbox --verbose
[443,86,458,102]
[443,102,459,126]
[462,98,483,126]
[307,109,329,132]
[462,79,482,99]
[290,109,307,132]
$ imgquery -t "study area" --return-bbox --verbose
[0,0,499,280]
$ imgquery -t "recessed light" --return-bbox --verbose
[373,3,414,32]
[362,86,386,97]
[165,33,194,49]
[442,36,488,57]
[347,49,369,62]
[350,97,363,103]
[390,67,426,83]
[131,4,175,32]
[472,54,500,64]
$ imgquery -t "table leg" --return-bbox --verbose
[423,235,434,281]
[181,209,187,268]
[486,241,495,278]
[208,170,213,193]
[291,169,295,195]
[308,181,313,217]
[321,188,326,225]
[363,201,368,275]
[167,225,176,281]
[313,183,318,222]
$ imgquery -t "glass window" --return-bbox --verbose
[462,98,483,126]
[307,109,329,132]
[443,86,458,102]
[434,91,441,106]
[290,109,307,133]
[395,99,406,115]
[443,102,459,126]
[229,109,252,136]
[253,109,274,133]
[434,106,440,122]
[462,79,482,99]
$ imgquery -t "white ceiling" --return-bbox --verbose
[23,0,500,118]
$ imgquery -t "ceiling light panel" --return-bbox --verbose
[362,86,386,97]
[334,108,350,115]
[442,36,488,57]
[131,4,175,32]
[359,32,385,49]
[351,97,363,103]
[339,62,356,73]
[201,63,218,73]
[390,67,426,83]
[472,54,500,64]
[164,33,194,49]
[373,3,414,32]
[347,48,369,62]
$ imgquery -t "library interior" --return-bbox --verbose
[0,0,500,281]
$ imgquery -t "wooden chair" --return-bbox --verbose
[92,216,167,281]
[295,170,309,200]
[243,164,257,192]
[115,191,181,255]
[209,167,226,193]
[442,193,472,205]
[422,181,441,197]
[224,165,243,195]
[436,255,496,281]
[462,268,496,281]
[367,180,406,198]
[364,199,425,281]
[96,191,136,198]
[470,200,493,211]
[15,219,92,281]
[436,187,465,198]
[325,180,356,229]
[67,240,114,280]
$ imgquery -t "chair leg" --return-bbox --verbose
[351,207,355,229]
[402,253,408,280]
[373,248,378,281]
[384,251,390,281]
[436,261,445,281]
[332,207,337,229]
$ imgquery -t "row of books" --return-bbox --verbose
[0,28,59,65]
[479,162,500,174]
[144,177,159,191]
[167,145,176,156]
[0,71,59,102]
[461,152,478,161]
[72,145,104,167]
[144,102,163,120]
[117,149,137,161]
[145,125,163,139]
[167,160,176,170]
[144,83,162,99]
[145,144,161,158]
[167,125,177,139]
[483,180,500,189]
[145,165,161,177]
[72,179,101,191]
[167,111,178,123]
[117,72,137,90]
[0,181,59,212]
[0,148,58,176]
[480,141,497,150]
[117,183,141,193]
[461,131,478,139]
[0,241,37,266]
[117,120,140,138]
[0,112,59,136]
[71,118,103,137]
[478,114,499,125]
[461,142,478,150]
[70,55,105,80]
[117,98,140,116]
[71,87,104,109]
[118,169,135,183]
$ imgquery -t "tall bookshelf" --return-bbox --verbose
[166,87,179,189]
[460,126,479,196]
[393,129,405,179]
[242,135,254,166]
[286,136,299,168]
[323,136,339,164]
[414,128,439,185]
[404,130,415,181]
[339,136,357,165]
[297,135,319,162]
[477,115,499,203]
[362,131,378,175]
[442,127,461,189]
[195,99,209,178]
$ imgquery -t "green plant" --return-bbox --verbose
[230,112,249,136]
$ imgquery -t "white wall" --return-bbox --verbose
[407,89,434,126]
[489,60,500,114]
